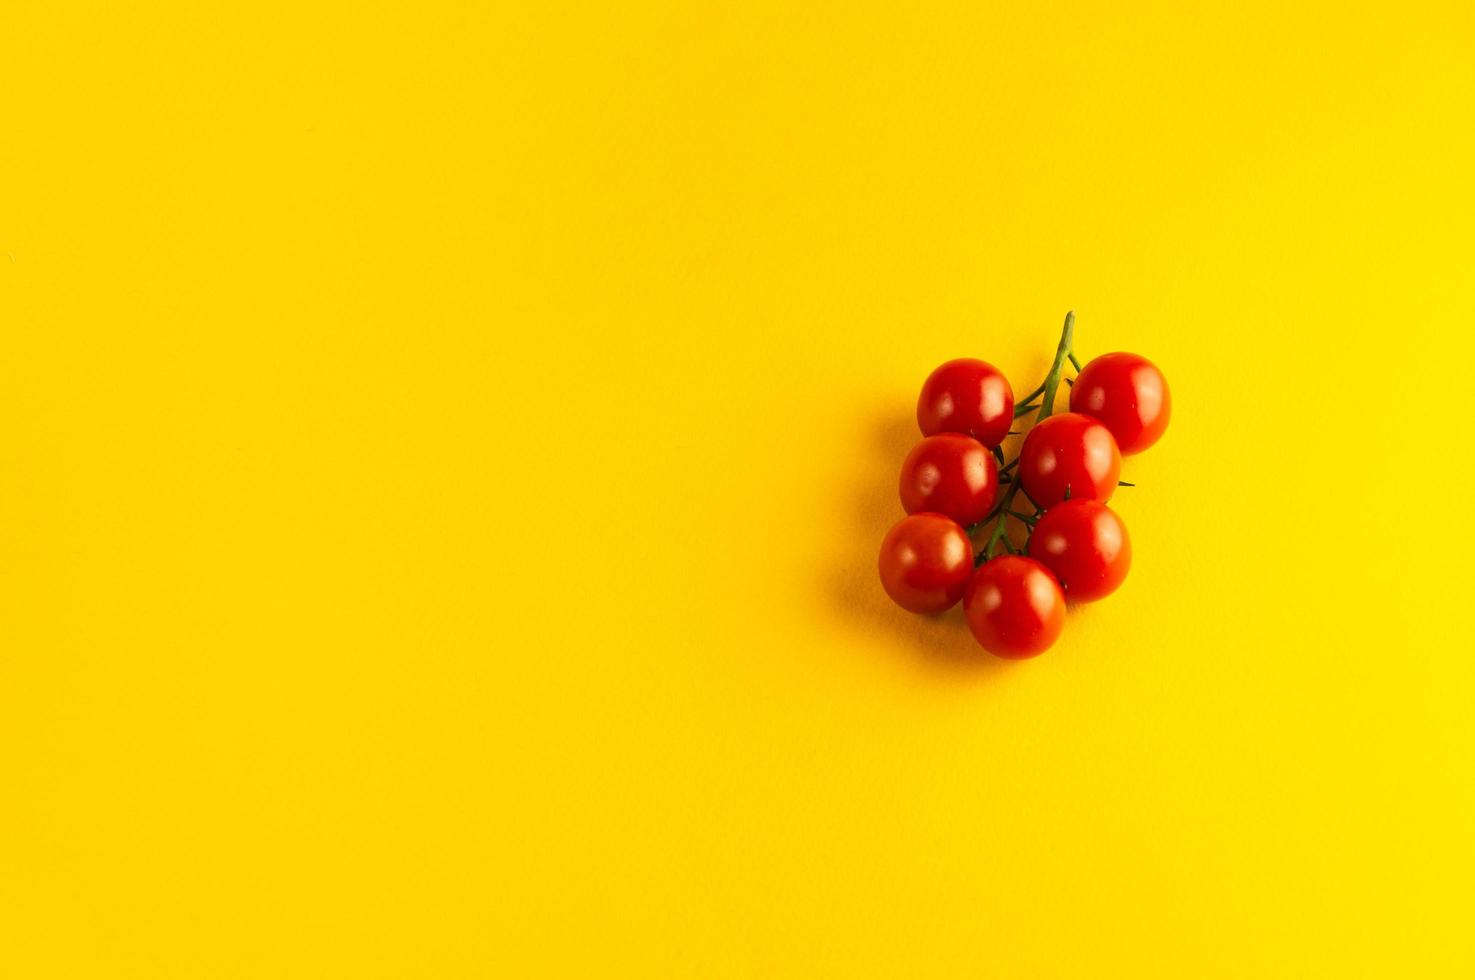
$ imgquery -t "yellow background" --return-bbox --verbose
[3,2,1473,976]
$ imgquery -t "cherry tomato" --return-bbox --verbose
[917,358,1015,447]
[1069,352,1171,455]
[1027,499,1131,602]
[1017,412,1120,508]
[899,433,998,526]
[963,556,1066,658]
[878,513,975,614]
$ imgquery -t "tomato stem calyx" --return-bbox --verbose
[972,310,1081,564]
[1035,310,1077,423]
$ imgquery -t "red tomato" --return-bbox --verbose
[963,556,1066,658]
[1069,352,1171,455]
[1027,499,1131,602]
[878,513,975,614]
[898,433,998,526]
[916,358,1015,447]
[1017,413,1121,508]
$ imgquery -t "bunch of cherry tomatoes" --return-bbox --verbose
[878,312,1171,658]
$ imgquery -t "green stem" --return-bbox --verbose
[1068,352,1083,372]
[981,480,1024,560]
[973,311,1081,564]
[1035,311,1076,423]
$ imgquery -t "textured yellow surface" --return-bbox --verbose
[3,2,1474,976]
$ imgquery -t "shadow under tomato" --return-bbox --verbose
[823,403,1014,680]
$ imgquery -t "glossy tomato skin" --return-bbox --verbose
[963,556,1066,658]
[1017,413,1121,508]
[1027,499,1131,602]
[1069,352,1171,455]
[917,358,1015,448]
[898,433,998,527]
[878,513,975,614]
